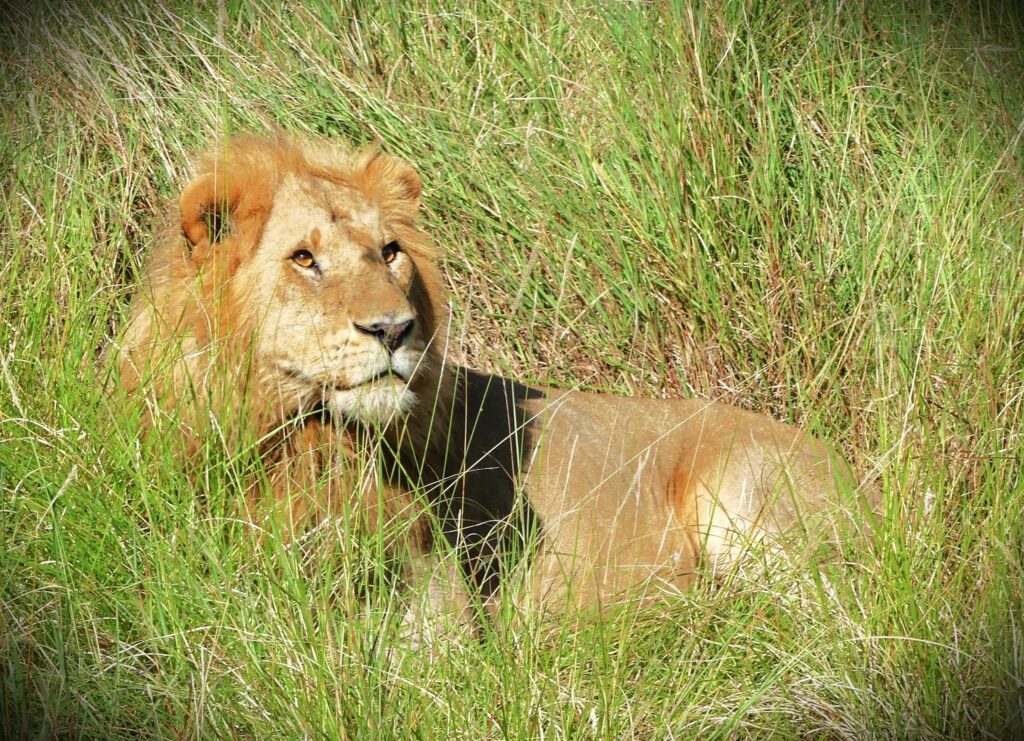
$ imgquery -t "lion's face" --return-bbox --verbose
[125,138,445,431]
[239,174,430,424]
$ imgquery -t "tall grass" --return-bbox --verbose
[2,0,1022,737]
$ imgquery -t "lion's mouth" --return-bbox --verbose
[275,362,407,392]
[349,367,407,388]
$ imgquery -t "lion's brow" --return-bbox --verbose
[342,224,381,250]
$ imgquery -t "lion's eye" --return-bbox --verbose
[382,241,400,264]
[291,249,317,269]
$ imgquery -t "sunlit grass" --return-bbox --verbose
[1,0,1022,737]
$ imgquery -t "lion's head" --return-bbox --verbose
[121,135,447,442]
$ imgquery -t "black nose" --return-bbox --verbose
[353,315,414,351]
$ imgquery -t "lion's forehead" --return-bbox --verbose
[269,174,382,237]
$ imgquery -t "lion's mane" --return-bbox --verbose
[119,135,450,531]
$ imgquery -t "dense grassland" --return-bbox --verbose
[2,0,1023,737]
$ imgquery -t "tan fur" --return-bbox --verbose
[123,134,868,635]
[119,137,459,633]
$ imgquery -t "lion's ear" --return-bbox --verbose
[393,164,421,212]
[366,154,422,215]
[179,172,243,251]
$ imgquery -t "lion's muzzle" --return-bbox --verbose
[353,313,415,352]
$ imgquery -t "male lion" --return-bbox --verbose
[121,134,863,630]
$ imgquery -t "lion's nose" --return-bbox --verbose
[353,314,414,352]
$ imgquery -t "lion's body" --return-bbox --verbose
[122,134,862,633]
[395,369,854,616]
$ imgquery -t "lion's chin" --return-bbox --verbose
[327,380,417,426]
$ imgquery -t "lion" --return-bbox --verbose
[121,134,866,634]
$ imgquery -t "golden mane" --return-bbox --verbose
[119,135,450,535]
[120,135,447,445]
